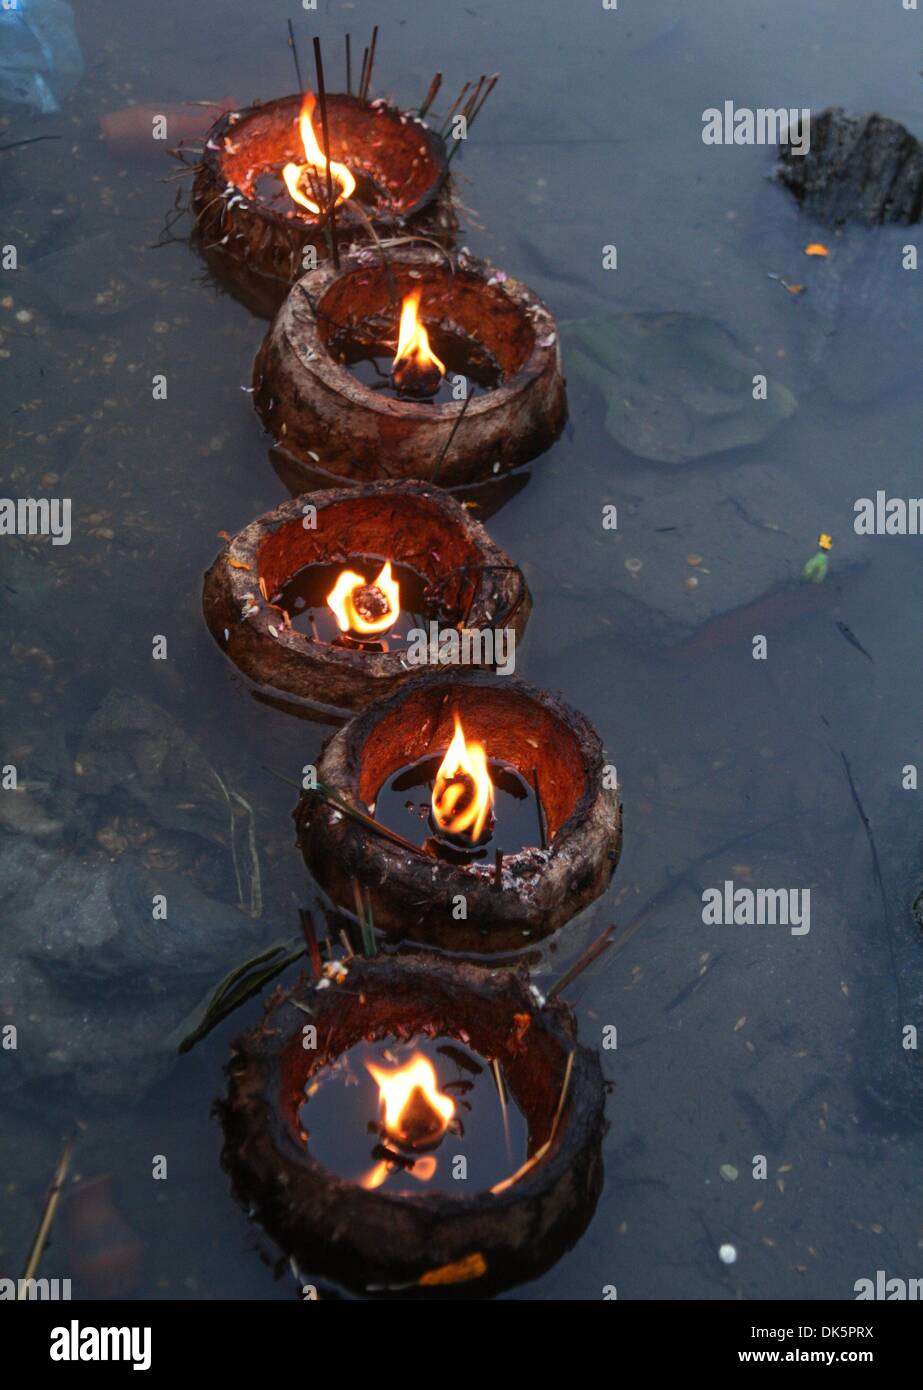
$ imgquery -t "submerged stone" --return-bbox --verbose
[776,108,923,227]
[563,312,796,465]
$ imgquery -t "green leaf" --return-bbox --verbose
[170,936,306,1054]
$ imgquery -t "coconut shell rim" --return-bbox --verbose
[198,92,450,231]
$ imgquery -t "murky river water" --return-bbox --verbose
[1,0,922,1299]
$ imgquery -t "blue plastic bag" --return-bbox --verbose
[0,0,83,114]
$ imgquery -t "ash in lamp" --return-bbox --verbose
[333,288,503,404]
[372,713,546,862]
[298,1035,527,1194]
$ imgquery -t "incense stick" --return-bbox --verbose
[462,75,486,122]
[494,848,504,890]
[419,72,442,119]
[286,19,304,92]
[441,81,470,136]
[469,73,499,125]
[360,25,379,101]
[20,1129,78,1292]
[345,34,352,95]
[447,74,499,163]
[546,926,615,1001]
[312,37,339,271]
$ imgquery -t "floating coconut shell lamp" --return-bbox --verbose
[296,670,622,951]
[219,953,607,1297]
[191,93,456,318]
[252,247,567,485]
[202,483,531,713]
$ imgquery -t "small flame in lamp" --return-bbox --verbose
[326,561,400,636]
[359,1154,437,1191]
[366,1053,455,1152]
[432,713,495,844]
[391,289,446,398]
[282,92,356,215]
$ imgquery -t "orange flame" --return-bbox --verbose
[359,1155,437,1190]
[326,561,399,635]
[366,1053,455,1150]
[282,92,356,215]
[391,289,445,389]
[432,713,494,842]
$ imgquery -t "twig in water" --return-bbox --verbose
[299,908,322,980]
[264,765,430,858]
[840,750,904,1016]
[20,1129,79,1292]
[492,1058,512,1165]
[0,135,62,153]
[231,787,262,918]
[287,19,304,92]
[547,926,614,1001]
[544,819,795,1008]
[432,390,473,483]
[491,1051,573,1194]
[606,817,794,966]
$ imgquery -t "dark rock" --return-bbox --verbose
[21,849,258,999]
[777,108,923,227]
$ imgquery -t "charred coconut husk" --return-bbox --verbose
[202,483,530,713]
[296,670,622,952]
[252,247,567,486]
[191,94,456,318]
[219,954,606,1297]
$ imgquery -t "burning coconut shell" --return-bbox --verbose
[191,94,456,318]
[202,483,531,713]
[219,953,606,1297]
[252,247,567,486]
[296,670,622,952]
